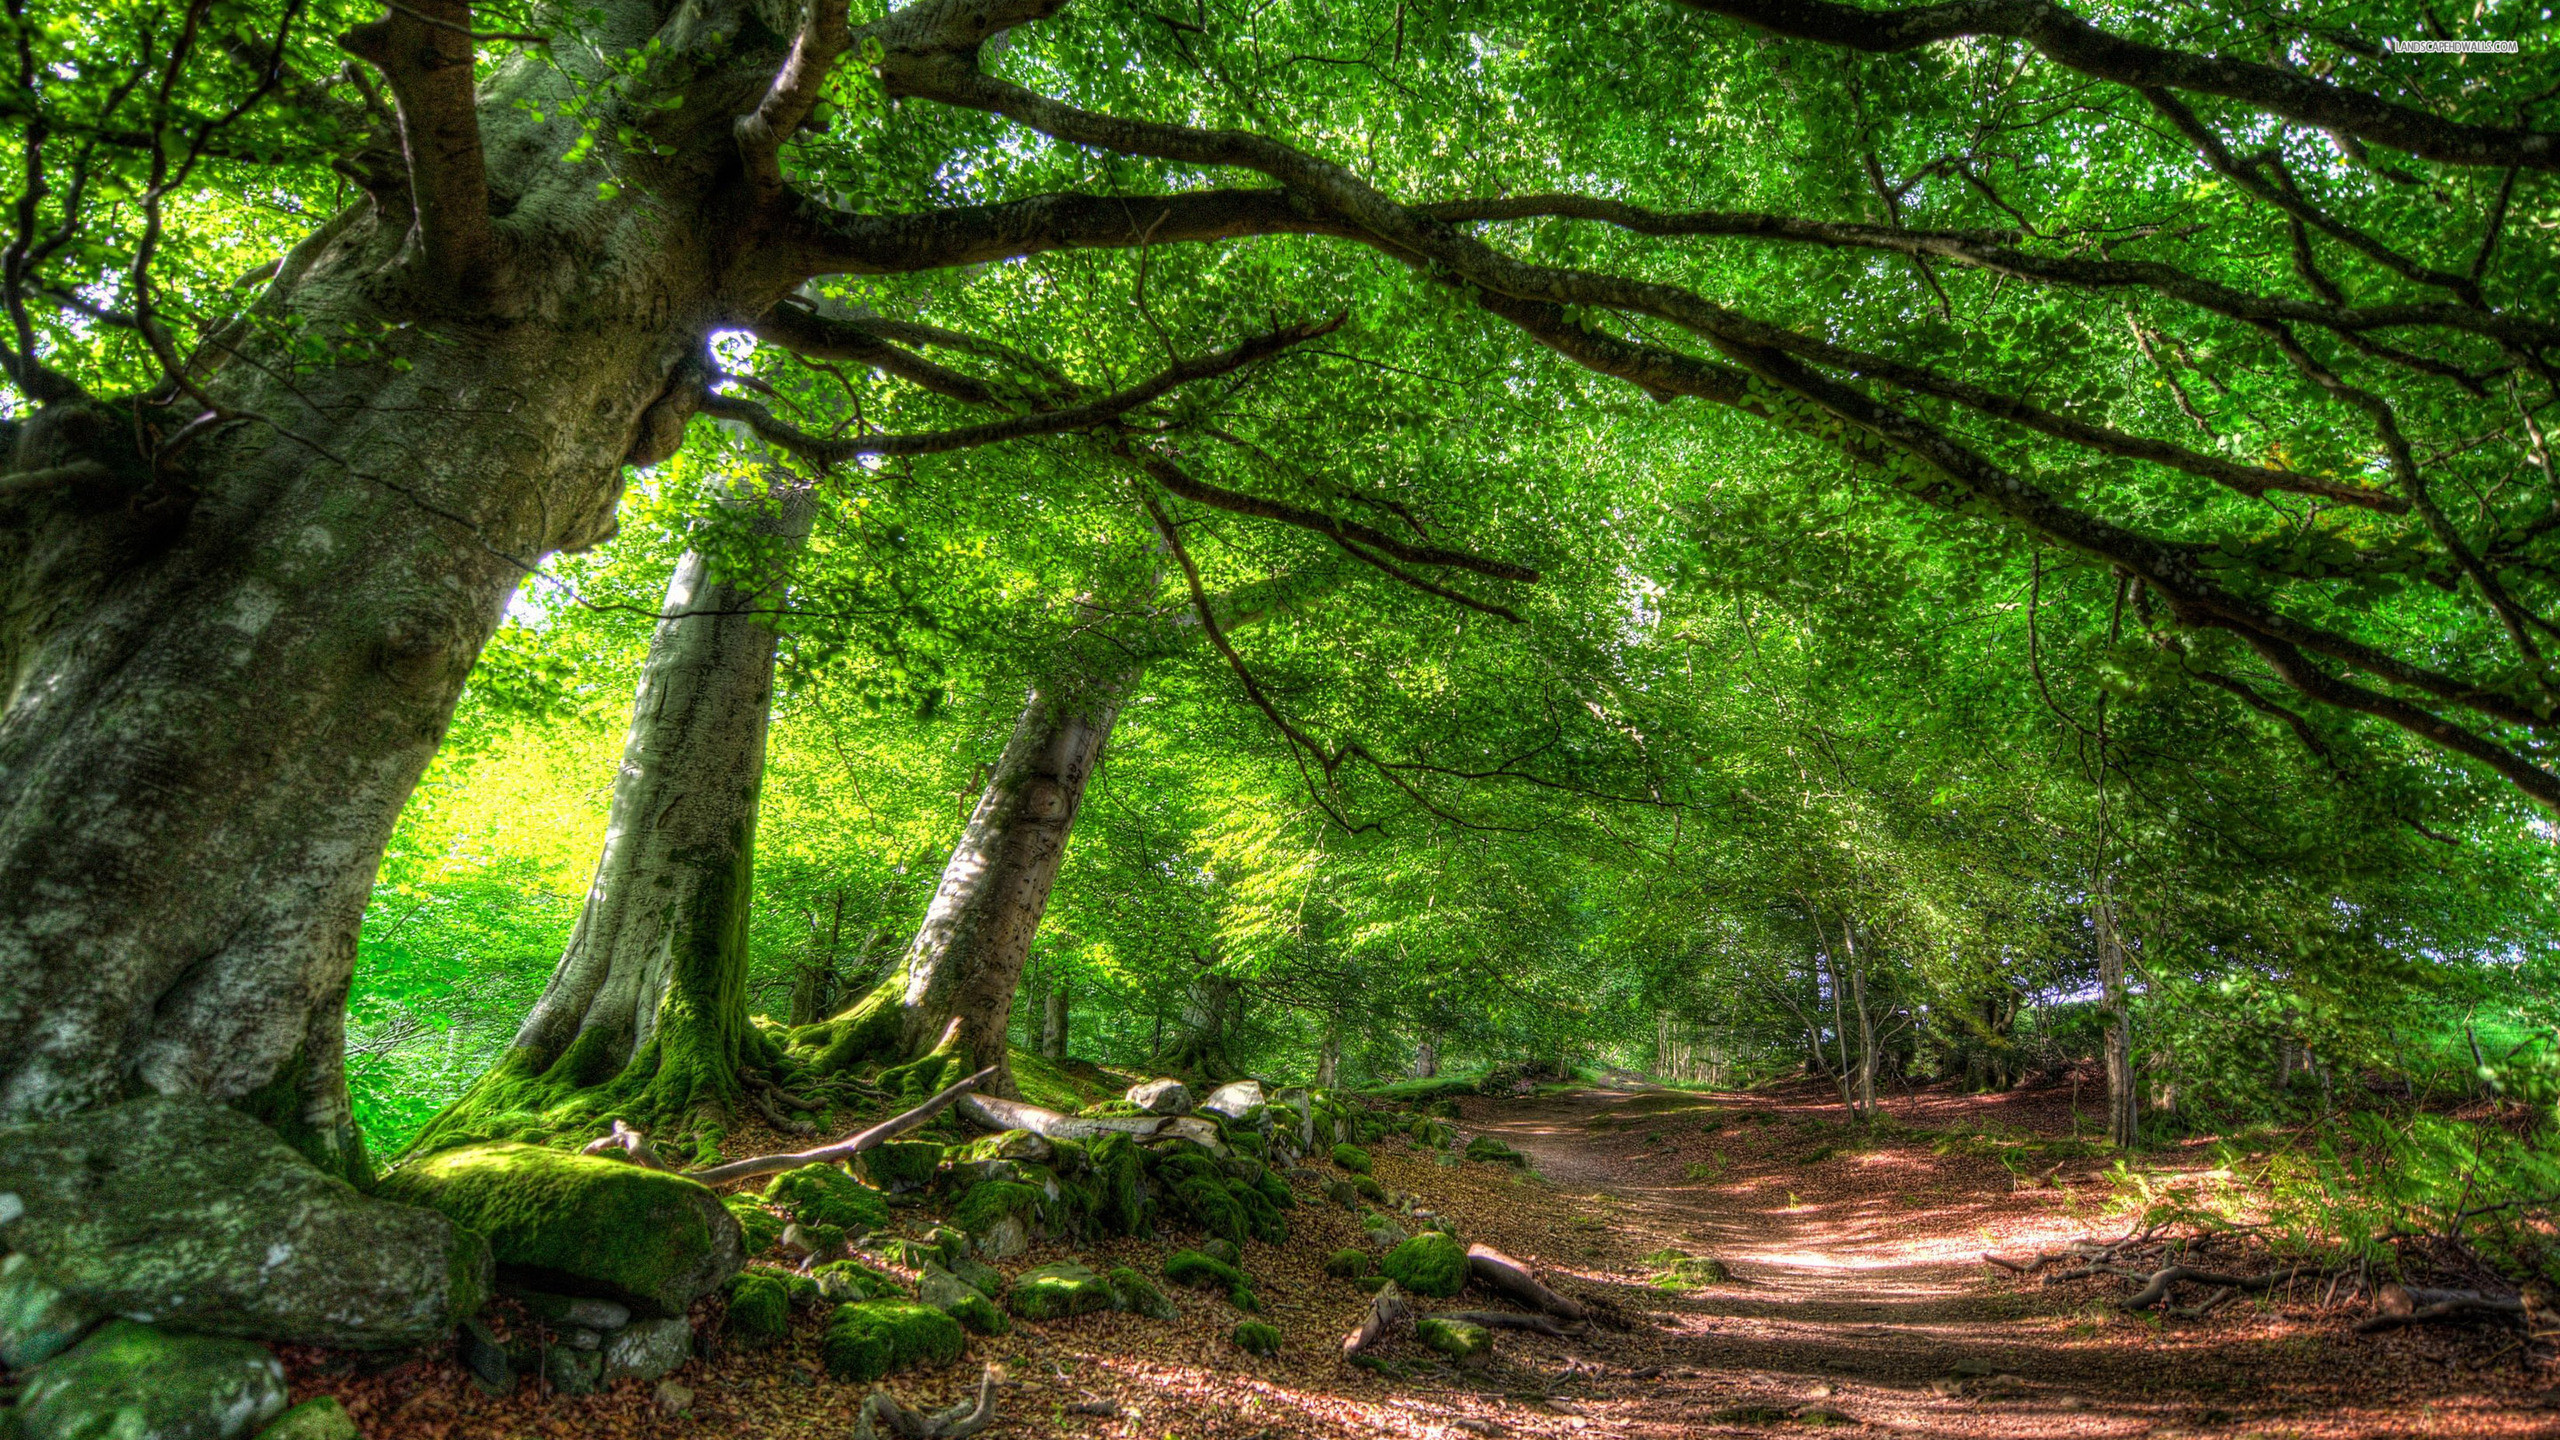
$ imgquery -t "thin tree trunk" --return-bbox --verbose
[1316,1027,1341,1089]
[794,660,1134,1096]
[1040,977,1070,1060]
[2096,890,2138,1148]
[419,479,813,1154]
[1845,923,1877,1120]
[1413,1034,1438,1080]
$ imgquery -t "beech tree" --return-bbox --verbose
[5,0,2555,1173]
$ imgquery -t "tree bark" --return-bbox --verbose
[0,188,728,1176]
[1413,1034,1438,1080]
[1040,975,1070,1060]
[1158,970,1244,1082]
[1316,1027,1342,1089]
[2096,891,2139,1148]
[794,659,1133,1096]
[417,479,813,1155]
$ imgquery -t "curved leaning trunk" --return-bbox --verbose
[796,661,1135,1096]
[0,200,718,1178]
[418,482,814,1155]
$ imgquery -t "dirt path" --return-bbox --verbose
[1455,1082,2558,1440]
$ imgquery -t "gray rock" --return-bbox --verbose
[544,1345,604,1396]
[916,1264,980,1316]
[559,1326,603,1351]
[1199,1080,1266,1121]
[972,1212,1031,1262]
[1124,1079,1193,1115]
[254,1398,361,1440]
[0,1253,98,1369]
[1275,1087,1315,1150]
[656,1379,695,1413]
[602,1317,693,1384]
[458,1317,513,1396]
[1363,1213,1409,1249]
[19,1320,286,1440]
[950,1254,1005,1299]
[0,1097,489,1350]
[516,1291,630,1330]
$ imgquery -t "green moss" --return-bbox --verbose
[854,1140,945,1192]
[789,978,905,1077]
[950,1180,1042,1236]
[1465,1135,1528,1166]
[1352,1175,1388,1204]
[790,1221,847,1256]
[811,1259,902,1302]
[1234,1180,1289,1245]
[1231,1321,1282,1357]
[1252,1170,1295,1210]
[1323,1247,1369,1278]
[1349,1274,1390,1294]
[724,1272,790,1347]
[764,1162,889,1232]
[375,1141,738,1315]
[1416,1315,1491,1360]
[1330,1143,1372,1174]
[1005,1262,1115,1321]
[1163,1249,1245,1291]
[1106,1267,1178,1321]
[1089,1133,1149,1236]
[821,1300,965,1382]
[723,1195,785,1256]
[1224,1130,1267,1158]
[1199,1238,1242,1265]
[1078,1100,1149,1118]
[1381,1232,1468,1298]
[919,1267,1011,1336]
[1168,1175,1248,1247]
[1228,1284,1259,1312]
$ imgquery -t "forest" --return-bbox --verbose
[0,0,2556,1435]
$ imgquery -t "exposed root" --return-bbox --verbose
[688,1065,996,1187]
[2356,1282,2529,1334]
[1465,1242,1588,1321]
[579,1119,669,1170]
[745,1083,819,1137]
[855,1363,1000,1439]
[1344,1282,1414,1357]
[1438,1309,1588,1338]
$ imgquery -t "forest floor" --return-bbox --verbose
[289,1078,2560,1439]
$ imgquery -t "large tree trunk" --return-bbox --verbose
[1158,971,1244,1083]
[0,195,725,1177]
[1316,1028,1342,1089]
[416,480,813,1157]
[1412,1034,1439,1080]
[794,660,1134,1096]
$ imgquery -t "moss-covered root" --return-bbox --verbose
[787,976,905,1077]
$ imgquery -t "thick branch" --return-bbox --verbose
[1667,0,2559,171]
[338,0,500,302]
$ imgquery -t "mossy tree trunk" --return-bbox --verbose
[1158,971,1244,1083]
[793,660,1133,1098]
[415,481,812,1156]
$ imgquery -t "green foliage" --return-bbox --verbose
[723,1196,784,1257]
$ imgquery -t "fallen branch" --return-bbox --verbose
[1437,1309,1587,1338]
[855,1363,1000,1439]
[580,1120,668,1170]
[692,1067,996,1187]
[958,1092,1176,1142]
[2357,1282,2527,1333]
[1344,1281,1414,1357]
[1466,1243,1588,1321]
[2119,1261,2302,1313]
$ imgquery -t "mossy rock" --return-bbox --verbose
[854,1140,946,1193]
[1231,1320,1282,1357]
[1088,1133,1150,1236]
[821,1300,965,1383]
[950,1180,1043,1237]
[812,1259,902,1303]
[1163,1249,1246,1291]
[1650,1252,1732,1287]
[19,1319,287,1440]
[722,1195,785,1256]
[1323,1247,1370,1279]
[1199,1238,1242,1266]
[377,1141,740,1316]
[1330,1143,1372,1174]
[944,1130,1054,1166]
[1381,1232,1468,1299]
[1251,1169,1295,1211]
[1078,1100,1150,1119]
[1465,1135,1528,1167]
[784,1221,847,1258]
[1361,1211,1409,1250]
[1351,1175,1389,1205]
[1168,1175,1248,1247]
[1233,1180,1290,1246]
[1005,1261,1115,1322]
[918,1265,1010,1336]
[1349,1274,1391,1295]
[1107,1266,1179,1321]
[259,1396,361,1440]
[1323,1179,1362,1211]
[763,1162,889,1233]
[1416,1315,1491,1361]
[949,1253,1005,1299]
[1228,1283,1260,1312]
[1425,1099,1462,1120]
[724,1272,791,1347]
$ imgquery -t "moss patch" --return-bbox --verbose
[1381,1232,1468,1298]
[821,1300,965,1382]
[1330,1143,1372,1174]
[1106,1267,1178,1321]
[1005,1262,1115,1321]
[724,1272,790,1347]
[723,1195,784,1257]
[1163,1249,1245,1292]
[764,1162,888,1232]
[376,1142,739,1316]
[949,1180,1042,1237]
[854,1140,944,1193]
[1465,1135,1528,1166]
[1417,1315,1491,1360]
[1323,1247,1370,1278]
[1231,1320,1282,1357]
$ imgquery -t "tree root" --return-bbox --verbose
[745,1083,818,1137]
[2119,1262,2301,1313]
[855,1364,1000,1439]
[690,1065,996,1187]
[1466,1243,1588,1321]
[2356,1283,2528,1334]
[1438,1309,1588,1338]
[1344,1282,1413,1357]
[579,1120,669,1170]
